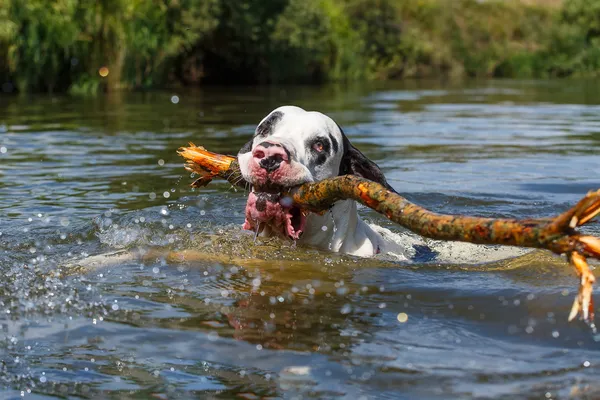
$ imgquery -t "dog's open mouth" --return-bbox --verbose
[243,186,307,240]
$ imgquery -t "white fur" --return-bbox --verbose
[238,106,386,257]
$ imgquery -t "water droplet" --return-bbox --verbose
[171,95,180,104]
[552,330,560,338]
[397,313,409,323]
[340,304,352,314]
[152,267,160,274]
[140,217,146,222]
[280,196,293,208]
[200,210,206,216]
[186,223,192,228]
[220,290,229,297]
[92,318,97,324]
[160,208,168,215]
[379,303,386,309]
[252,278,261,287]
[149,192,157,200]
[40,376,47,383]
[256,344,263,350]
[0,146,6,154]
[336,287,348,296]
[158,159,165,166]
[525,326,534,334]
[170,367,175,371]
[112,304,119,311]
[163,191,170,199]
[583,360,591,367]
[321,225,328,231]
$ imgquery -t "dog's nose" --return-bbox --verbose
[252,141,289,173]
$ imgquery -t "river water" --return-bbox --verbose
[0,80,599,399]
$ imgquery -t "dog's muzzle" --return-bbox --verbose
[243,141,307,240]
[253,141,289,173]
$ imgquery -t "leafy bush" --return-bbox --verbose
[3,0,600,92]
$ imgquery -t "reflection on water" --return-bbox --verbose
[0,80,599,398]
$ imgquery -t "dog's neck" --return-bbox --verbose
[297,200,383,257]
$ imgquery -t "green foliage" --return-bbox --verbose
[6,0,80,91]
[544,0,600,76]
[198,0,288,83]
[270,0,365,82]
[4,0,600,92]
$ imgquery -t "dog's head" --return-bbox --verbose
[238,105,393,240]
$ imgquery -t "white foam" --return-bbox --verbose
[368,223,531,264]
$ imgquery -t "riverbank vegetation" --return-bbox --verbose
[1,0,599,93]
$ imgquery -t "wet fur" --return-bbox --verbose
[237,106,398,257]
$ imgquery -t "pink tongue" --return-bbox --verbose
[243,192,300,239]
[244,192,285,229]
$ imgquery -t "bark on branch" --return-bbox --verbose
[178,144,600,323]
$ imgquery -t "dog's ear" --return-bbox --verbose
[238,138,254,155]
[338,125,396,193]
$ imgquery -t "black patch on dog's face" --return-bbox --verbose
[329,133,339,154]
[256,111,283,138]
[308,137,331,166]
[239,139,253,154]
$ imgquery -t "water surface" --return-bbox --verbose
[0,80,600,399]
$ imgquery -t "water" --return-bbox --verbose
[0,80,599,399]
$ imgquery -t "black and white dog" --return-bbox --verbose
[238,105,401,257]
[236,106,532,263]
[75,105,529,271]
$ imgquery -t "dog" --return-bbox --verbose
[73,105,531,273]
[237,105,405,257]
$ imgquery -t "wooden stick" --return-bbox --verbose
[178,144,600,323]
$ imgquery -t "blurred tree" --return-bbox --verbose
[3,0,600,92]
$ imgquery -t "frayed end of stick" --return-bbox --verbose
[178,143,237,187]
[578,189,600,226]
[178,143,236,174]
[553,189,600,232]
[579,236,600,258]
[567,252,596,323]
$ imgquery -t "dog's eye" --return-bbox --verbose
[312,141,325,153]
